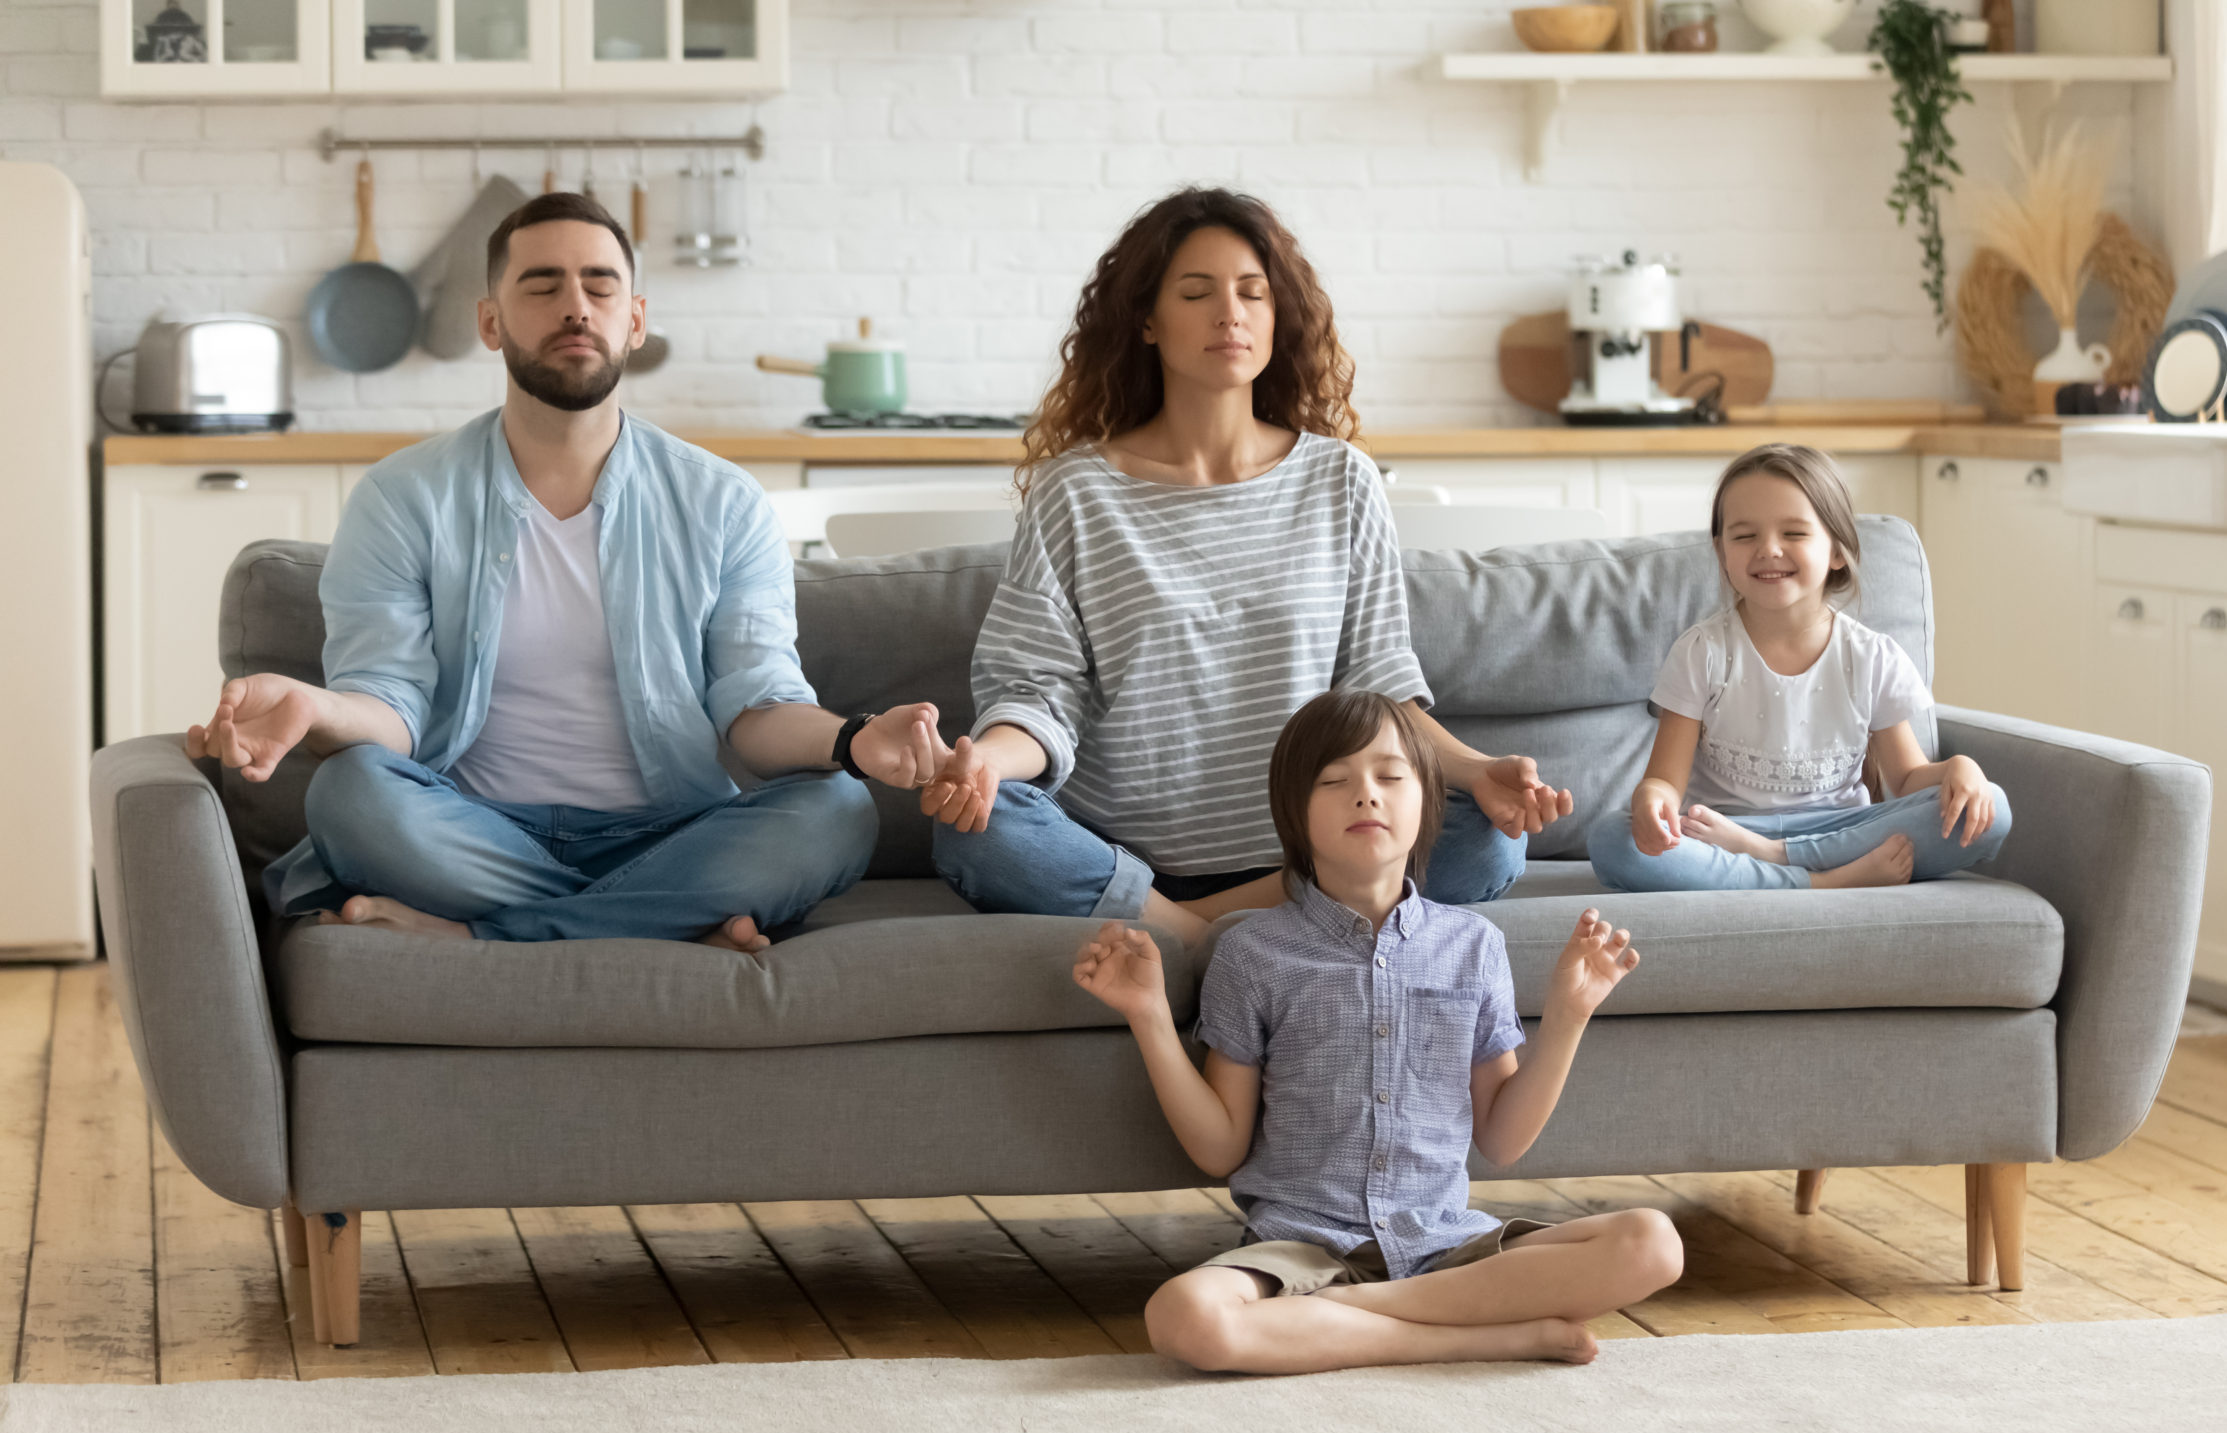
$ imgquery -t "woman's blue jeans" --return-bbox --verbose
[931,780,1529,919]
[1587,785,2012,892]
[276,743,878,941]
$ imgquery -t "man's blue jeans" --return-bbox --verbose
[278,743,878,942]
[1587,784,2013,892]
[931,781,1528,919]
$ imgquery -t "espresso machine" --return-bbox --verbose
[1560,249,1697,426]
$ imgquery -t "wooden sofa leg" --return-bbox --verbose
[1964,1164,1995,1286]
[282,1202,309,1269]
[1987,1163,2027,1292]
[304,1210,363,1347]
[1794,1168,1830,1214]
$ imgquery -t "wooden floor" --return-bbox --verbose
[8,962,2227,1382]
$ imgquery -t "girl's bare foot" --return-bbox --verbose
[1811,833,1914,890]
[317,895,470,939]
[700,916,770,953]
[1467,1317,1598,1365]
[1678,805,1787,864]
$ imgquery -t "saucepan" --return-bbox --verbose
[757,318,906,415]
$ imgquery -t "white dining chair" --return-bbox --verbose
[1391,503,1612,553]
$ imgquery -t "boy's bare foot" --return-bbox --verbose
[317,895,470,939]
[1811,833,1914,890]
[1678,805,1787,864]
[1466,1317,1598,1365]
[700,916,770,953]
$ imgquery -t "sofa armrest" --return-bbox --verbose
[90,735,289,1208]
[1936,706,2213,1161]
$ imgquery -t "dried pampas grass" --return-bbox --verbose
[1955,213,2174,416]
[1968,120,2113,328]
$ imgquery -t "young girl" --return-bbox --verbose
[922,186,1573,949]
[1072,689,1681,1375]
[1588,443,2011,893]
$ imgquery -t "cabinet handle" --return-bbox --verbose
[2118,597,2146,621]
[196,471,248,491]
[1936,461,1959,482]
[2203,607,2227,631]
[2025,465,2051,488]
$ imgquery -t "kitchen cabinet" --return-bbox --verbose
[102,0,332,96]
[1919,455,2089,725]
[1375,458,1595,510]
[2084,582,2179,751]
[2179,590,2227,989]
[100,0,780,96]
[332,0,561,93]
[103,463,342,744]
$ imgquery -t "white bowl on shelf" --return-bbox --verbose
[1741,0,1855,56]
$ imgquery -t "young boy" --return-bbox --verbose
[1073,689,1682,1374]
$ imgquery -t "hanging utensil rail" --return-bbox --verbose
[318,126,765,162]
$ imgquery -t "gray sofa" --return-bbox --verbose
[89,517,2211,1347]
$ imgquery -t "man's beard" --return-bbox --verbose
[501,331,625,413]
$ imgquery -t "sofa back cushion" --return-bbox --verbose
[217,517,1933,884]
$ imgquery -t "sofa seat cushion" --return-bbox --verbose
[277,864,2062,1049]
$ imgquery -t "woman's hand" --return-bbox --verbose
[1937,755,1994,847]
[1545,908,1640,1025]
[1631,779,1683,856]
[845,702,946,790]
[1472,754,1574,838]
[920,734,1001,832]
[1072,922,1171,1026]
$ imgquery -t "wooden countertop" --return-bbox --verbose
[101,423,2065,466]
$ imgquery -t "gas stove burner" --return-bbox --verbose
[803,411,1029,431]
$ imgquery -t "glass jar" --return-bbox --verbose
[1659,1,1718,53]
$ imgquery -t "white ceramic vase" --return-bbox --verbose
[1740,0,1856,56]
[2033,327,2111,412]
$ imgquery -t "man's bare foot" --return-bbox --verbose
[700,915,771,954]
[1811,833,1914,890]
[1678,805,1788,864]
[316,895,470,939]
[1466,1317,1598,1365]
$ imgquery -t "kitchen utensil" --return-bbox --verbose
[1511,5,1621,52]
[121,314,293,433]
[1740,0,1854,55]
[303,159,418,373]
[629,176,670,374]
[417,173,531,360]
[1497,311,1581,414]
[1723,400,1985,425]
[1560,250,1701,425]
[1499,308,1774,415]
[2145,311,2227,423]
[756,318,907,415]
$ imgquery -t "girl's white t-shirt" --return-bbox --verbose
[1649,607,1932,814]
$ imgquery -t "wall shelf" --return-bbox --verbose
[1439,51,2177,180]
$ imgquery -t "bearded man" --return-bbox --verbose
[190,193,942,950]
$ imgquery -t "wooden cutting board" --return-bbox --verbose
[1498,310,1775,413]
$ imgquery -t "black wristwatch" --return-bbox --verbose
[832,711,878,780]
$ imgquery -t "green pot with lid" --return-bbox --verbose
[756,317,907,415]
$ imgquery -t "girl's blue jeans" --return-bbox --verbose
[1587,784,2012,893]
[931,780,1529,919]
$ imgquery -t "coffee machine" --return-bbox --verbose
[1560,250,1696,426]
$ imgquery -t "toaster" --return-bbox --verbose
[129,314,294,433]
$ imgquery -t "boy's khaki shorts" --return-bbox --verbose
[1197,1218,1558,1297]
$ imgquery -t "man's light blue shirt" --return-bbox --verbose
[268,408,815,908]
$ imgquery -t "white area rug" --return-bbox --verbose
[7,1316,2226,1433]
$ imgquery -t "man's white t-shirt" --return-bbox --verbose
[1649,606,1931,814]
[447,500,655,813]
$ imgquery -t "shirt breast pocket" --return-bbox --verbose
[1402,987,1483,1124]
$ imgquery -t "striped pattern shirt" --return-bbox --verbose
[969,432,1432,876]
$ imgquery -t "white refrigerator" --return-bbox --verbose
[0,162,96,959]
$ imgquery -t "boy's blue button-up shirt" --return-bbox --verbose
[267,408,816,907]
[1196,881,1527,1281]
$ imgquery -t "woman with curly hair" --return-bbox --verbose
[920,187,1573,943]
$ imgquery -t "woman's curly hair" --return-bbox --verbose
[1018,186,1358,494]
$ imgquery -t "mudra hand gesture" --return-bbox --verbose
[1072,921,1170,1025]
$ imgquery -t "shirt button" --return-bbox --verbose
[1375,1024,1389,1038]
[472,630,482,643]
[1376,1091,1389,1104]
[497,552,510,562]
[1374,956,1386,968]
[1373,1156,1387,1171]
[1374,1218,1388,1230]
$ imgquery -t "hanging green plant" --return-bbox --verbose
[1869,0,1974,331]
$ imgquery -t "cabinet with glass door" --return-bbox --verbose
[562,0,785,94]
[101,0,330,95]
[332,0,561,92]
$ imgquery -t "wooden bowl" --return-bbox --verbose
[1512,4,1622,52]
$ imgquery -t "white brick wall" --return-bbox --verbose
[0,0,2146,431]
